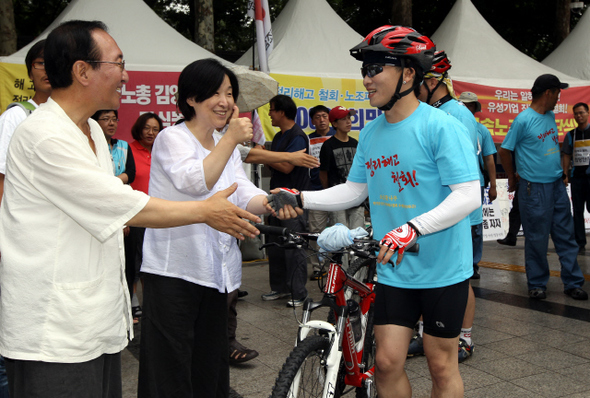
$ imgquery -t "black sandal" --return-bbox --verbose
[229,341,259,364]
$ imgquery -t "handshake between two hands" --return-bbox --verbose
[265,188,304,220]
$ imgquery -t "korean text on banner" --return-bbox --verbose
[453,80,589,144]
[0,63,35,113]
[259,73,377,142]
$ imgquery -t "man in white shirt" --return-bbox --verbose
[0,20,262,398]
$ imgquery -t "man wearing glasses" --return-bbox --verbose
[0,20,262,397]
[262,94,312,307]
[0,40,52,200]
[562,102,590,253]
[270,26,480,396]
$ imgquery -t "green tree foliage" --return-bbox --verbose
[12,0,69,48]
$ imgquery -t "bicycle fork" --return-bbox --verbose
[288,302,347,398]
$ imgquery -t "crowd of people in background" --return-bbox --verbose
[0,16,587,398]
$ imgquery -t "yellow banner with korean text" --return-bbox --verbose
[261,73,377,141]
[0,62,35,112]
[453,80,590,143]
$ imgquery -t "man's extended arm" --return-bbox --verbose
[127,183,261,240]
[245,147,319,168]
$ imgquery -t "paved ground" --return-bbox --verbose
[122,238,590,397]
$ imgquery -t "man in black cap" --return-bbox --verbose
[498,74,588,300]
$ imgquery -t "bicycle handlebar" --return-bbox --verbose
[255,224,290,237]
[255,224,419,255]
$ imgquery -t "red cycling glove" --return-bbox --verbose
[379,223,418,257]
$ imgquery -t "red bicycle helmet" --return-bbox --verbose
[429,50,452,74]
[350,25,436,73]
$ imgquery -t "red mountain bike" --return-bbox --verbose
[257,224,418,398]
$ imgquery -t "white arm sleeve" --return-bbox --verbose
[409,179,481,236]
[302,180,368,211]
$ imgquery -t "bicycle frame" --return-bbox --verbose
[292,259,376,397]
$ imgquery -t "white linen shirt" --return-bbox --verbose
[142,123,265,293]
[0,98,149,363]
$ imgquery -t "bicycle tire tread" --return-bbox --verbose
[269,335,331,398]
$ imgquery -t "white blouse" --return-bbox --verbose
[142,123,265,293]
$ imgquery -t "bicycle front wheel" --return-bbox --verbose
[270,335,343,398]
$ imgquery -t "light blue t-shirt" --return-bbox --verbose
[501,107,562,183]
[439,99,483,225]
[110,139,130,176]
[477,123,497,186]
[347,102,479,289]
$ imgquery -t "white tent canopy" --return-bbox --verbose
[236,0,364,79]
[431,0,589,88]
[0,0,222,71]
[542,8,590,80]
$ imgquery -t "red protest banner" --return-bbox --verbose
[453,80,590,143]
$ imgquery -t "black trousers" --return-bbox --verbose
[571,175,590,248]
[506,186,521,240]
[124,226,145,296]
[5,353,122,398]
[138,273,229,398]
[267,214,309,300]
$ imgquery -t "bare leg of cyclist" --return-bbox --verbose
[423,333,464,397]
[461,284,475,338]
[374,324,414,398]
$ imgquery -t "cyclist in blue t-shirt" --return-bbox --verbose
[268,26,480,398]
[416,51,482,363]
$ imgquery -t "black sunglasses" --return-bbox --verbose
[361,64,386,78]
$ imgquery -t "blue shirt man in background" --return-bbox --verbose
[499,74,587,301]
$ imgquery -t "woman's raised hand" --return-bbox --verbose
[225,105,253,145]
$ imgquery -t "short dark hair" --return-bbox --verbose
[573,102,589,112]
[269,95,297,120]
[90,109,118,121]
[309,105,330,119]
[25,40,46,77]
[177,58,239,121]
[531,87,558,101]
[131,112,163,141]
[44,20,106,89]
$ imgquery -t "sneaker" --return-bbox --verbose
[261,291,291,301]
[287,297,307,307]
[458,338,474,363]
[407,334,424,357]
[310,270,327,281]
[132,305,142,318]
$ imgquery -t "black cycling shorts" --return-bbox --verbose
[373,279,469,338]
